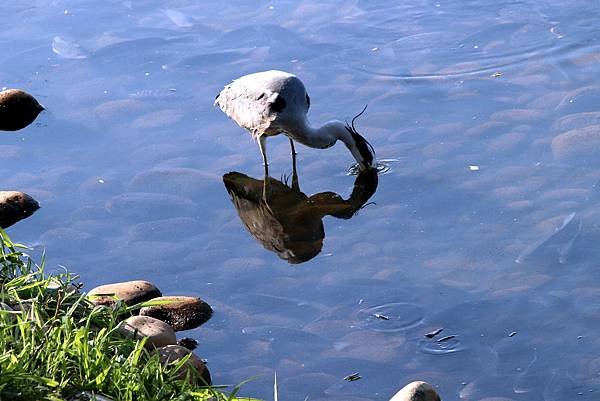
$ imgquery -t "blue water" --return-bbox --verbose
[2,1,600,400]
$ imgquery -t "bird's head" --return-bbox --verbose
[330,106,375,171]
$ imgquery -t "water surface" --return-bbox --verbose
[2,1,600,400]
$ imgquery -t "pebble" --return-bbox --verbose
[388,381,441,401]
[130,109,183,130]
[0,191,40,228]
[127,168,219,199]
[556,85,600,114]
[105,192,198,221]
[87,280,162,306]
[552,112,600,132]
[464,121,508,137]
[0,89,44,131]
[155,344,211,384]
[139,296,213,331]
[551,125,600,160]
[490,108,546,123]
[118,315,177,349]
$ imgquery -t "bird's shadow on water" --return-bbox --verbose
[222,168,378,264]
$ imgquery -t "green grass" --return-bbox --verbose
[0,229,259,401]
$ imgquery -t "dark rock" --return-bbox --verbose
[155,345,211,384]
[0,191,40,228]
[139,296,212,331]
[0,89,44,131]
[177,337,198,350]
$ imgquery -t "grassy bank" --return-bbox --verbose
[0,229,258,401]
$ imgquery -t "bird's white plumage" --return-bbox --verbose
[215,70,309,140]
[215,70,375,172]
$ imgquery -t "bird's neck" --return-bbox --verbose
[290,118,346,149]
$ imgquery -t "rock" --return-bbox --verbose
[552,112,600,132]
[177,337,198,350]
[155,345,211,384]
[0,89,44,131]
[389,381,441,401]
[0,191,40,228]
[118,315,177,349]
[106,192,198,221]
[556,85,600,114]
[87,280,162,307]
[139,296,212,331]
[551,125,600,160]
[127,168,219,199]
[490,108,546,123]
[0,302,15,323]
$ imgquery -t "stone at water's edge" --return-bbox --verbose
[0,89,44,131]
[87,280,162,306]
[0,191,40,228]
[118,315,177,349]
[389,381,441,401]
[139,296,213,331]
[156,344,211,385]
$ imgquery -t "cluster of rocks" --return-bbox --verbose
[0,89,43,229]
[87,280,213,385]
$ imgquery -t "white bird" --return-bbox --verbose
[215,70,375,175]
[389,381,441,401]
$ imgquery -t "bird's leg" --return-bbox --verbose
[259,136,270,200]
[289,138,299,192]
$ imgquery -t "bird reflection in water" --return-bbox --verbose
[223,167,378,264]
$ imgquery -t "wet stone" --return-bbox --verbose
[87,280,162,307]
[94,99,148,123]
[139,296,213,331]
[552,112,600,133]
[556,85,600,114]
[388,381,441,401]
[118,315,177,349]
[127,168,219,199]
[155,344,211,384]
[0,89,44,131]
[464,121,508,137]
[0,191,40,228]
[106,192,198,221]
[551,125,600,160]
[40,228,96,254]
[490,108,546,123]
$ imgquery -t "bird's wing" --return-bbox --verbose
[215,81,281,139]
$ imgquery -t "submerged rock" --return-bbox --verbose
[0,89,44,131]
[0,191,40,228]
[87,280,162,306]
[389,381,441,401]
[118,315,177,349]
[139,296,212,331]
[551,125,600,160]
[155,344,211,384]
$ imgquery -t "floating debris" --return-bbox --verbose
[52,36,89,59]
[373,313,390,320]
[508,331,517,337]
[343,372,361,382]
[424,327,444,339]
[490,71,503,78]
[437,335,457,343]
[468,165,480,171]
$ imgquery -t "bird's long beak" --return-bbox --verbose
[348,129,376,171]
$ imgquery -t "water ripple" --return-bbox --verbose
[354,302,426,332]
